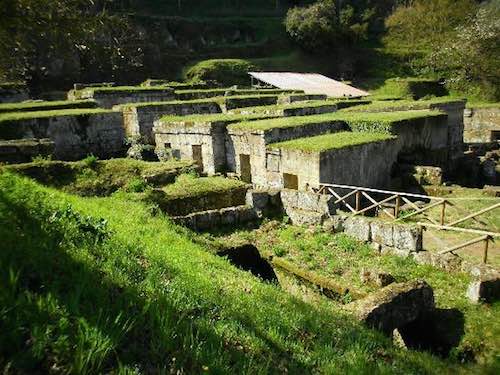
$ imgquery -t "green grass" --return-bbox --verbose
[174,88,296,95]
[228,109,444,132]
[1,158,194,196]
[342,98,466,113]
[70,86,174,99]
[162,174,246,199]
[465,102,500,109]
[0,100,97,114]
[228,99,371,115]
[0,171,480,373]
[119,94,280,109]
[0,108,112,122]
[160,112,276,124]
[268,132,395,152]
[208,222,500,366]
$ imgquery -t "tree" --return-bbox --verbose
[384,0,478,49]
[285,0,399,52]
[0,0,143,87]
[285,0,340,51]
[429,1,500,100]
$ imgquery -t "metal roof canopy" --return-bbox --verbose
[249,72,370,98]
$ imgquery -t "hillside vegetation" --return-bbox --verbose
[0,172,470,373]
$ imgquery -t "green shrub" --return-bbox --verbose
[381,78,448,100]
[124,177,149,193]
[184,59,257,87]
[83,154,98,169]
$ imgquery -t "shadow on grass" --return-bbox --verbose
[0,186,321,373]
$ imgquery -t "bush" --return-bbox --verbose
[382,78,448,100]
[285,1,340,52]
[83,154,98,169]
[184,59,257,87]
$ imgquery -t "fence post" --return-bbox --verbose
[483,236,490,264]
[356,190,361,213]
[395,195,401,219]
[440,200,446,226]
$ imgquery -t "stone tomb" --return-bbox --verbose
[122,101,222,144]
[265,132,399,190]
[0,110,125,160]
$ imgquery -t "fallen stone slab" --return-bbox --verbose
[347,280,434,334]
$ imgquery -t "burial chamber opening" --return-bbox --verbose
[396,308,465,358]
[219,245,279,283]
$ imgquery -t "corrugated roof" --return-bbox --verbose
[248,72,370,98]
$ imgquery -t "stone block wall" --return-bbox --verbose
[0,112,125,160]
[71,88,175,108]
[123,101,221,144]
[332,214,423,255]
[227,121,346,186]
[171,205,259,231]
[0,86,29,103]
[463,107,500,143]
[390,115,449,166]
[221,96,278,111]
[0,138,54,164]
[319,138,400,189]
[154,120,227,174]
[280,189,335,225]
[430,101,466,164]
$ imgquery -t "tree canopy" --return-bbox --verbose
[0,0,142,87]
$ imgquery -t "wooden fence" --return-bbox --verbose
[317,183,499,263]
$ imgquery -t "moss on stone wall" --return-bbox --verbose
[0,100,97,114]
[229,109,444,132]
[269,131,395,152]
[150,174,248,215]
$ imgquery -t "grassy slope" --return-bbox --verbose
[269,131,395,152]
[229,109,443,131]
[0,172,464,374]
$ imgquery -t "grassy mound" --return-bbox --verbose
[2,158,194,196]
[184,59,257,87]
[148,174,249,215]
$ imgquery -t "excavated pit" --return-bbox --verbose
[219,245,278,283]
[397,308,465,357]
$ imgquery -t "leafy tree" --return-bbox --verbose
[429,1,500,100]
[285,0,339,51]
[384,0,478,49]
[285,0,398,52]
[0,0,142,87]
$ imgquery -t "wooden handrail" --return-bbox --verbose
[447,202,500,227]
[319,183,441,201]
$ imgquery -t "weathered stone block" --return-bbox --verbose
[393,224,422,252]
[370,221,394,247]
[246,190,269,211]
[343,216,371,242]
[467,272,500,304]
[349,280,435,334]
